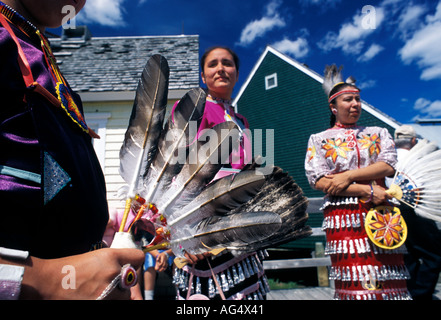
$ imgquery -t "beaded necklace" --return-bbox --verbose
[0,1,91,135]
[206,94,233,106]
[334,122,358,129]
[0,2,35,36]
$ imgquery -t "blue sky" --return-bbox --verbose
[52,0,441,124]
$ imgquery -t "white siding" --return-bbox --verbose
[84,101,131,211]
[84,99,176,212]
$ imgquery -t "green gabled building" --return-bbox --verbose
[233,46,401,251]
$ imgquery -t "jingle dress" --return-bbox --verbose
[305,125,411,300]
[171,95,271,300]
[0,3,108,259]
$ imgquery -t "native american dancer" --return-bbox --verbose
[0,1,145,300]
[305,65,411,300]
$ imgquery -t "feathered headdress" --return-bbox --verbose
[111,55,311,258]
[323,65,358,103]
[387,139,441,222]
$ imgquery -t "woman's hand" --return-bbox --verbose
[316,173,393,206]
[19,248,145,300]
[183,251,212,265]
[371,185,393,205]
[155,252,170,272]
[322,171,353,195]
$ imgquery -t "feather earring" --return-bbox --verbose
[387,139,441,222]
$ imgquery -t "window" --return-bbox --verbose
[265,73,278,90]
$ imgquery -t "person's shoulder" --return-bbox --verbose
[0,23,32,62]
[310,127,333,137]
[0,24,13,47]
[362,126,391,135]
[362,125,387,131]
[0,26,22,84]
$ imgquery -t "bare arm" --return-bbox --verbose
[315,161,395,205]
[1,248,145,300]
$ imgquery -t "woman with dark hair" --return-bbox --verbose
[304,65,411,300]
[170,46,269,300]
[0,0,145,300]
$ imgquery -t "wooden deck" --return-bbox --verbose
[267,282,441,300]
[267,286,334,300]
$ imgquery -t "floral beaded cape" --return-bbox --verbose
[305,126,397,189]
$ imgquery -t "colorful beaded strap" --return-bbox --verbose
[0,3,98,138]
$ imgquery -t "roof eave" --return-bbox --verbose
[233,45,401,129]
[78,88,189,103]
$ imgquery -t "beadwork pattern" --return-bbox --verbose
[322,196,411,300]
[173,251,270,300]
[43,152,71,205]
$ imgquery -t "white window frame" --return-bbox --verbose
[265,73,278,90]
[85,112,111,171]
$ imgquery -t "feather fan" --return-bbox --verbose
[117,54,169,233]
[119,54,169,194]
[167,169,266,227]
[387,139,441,222]
[224,166,311,254]
[158,120,240,215]
[166,165,311,256]
[170,211,282,257]
[141,87,206,203]
[115,55,311,256]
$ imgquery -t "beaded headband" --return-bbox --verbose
[328,88,360,103]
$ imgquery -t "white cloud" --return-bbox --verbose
[399,2,441,80]
[76,0,146,27]
[414,98,441,117]
[298,0,342,9]
[358,79,377,90]
[397,3,427,36]
[237,0,286,46]
[317,6,385,55]
[266,0,283,16]
[272,37,309,59]
[77,0,127,27]
[238,16,286,46]
[357,43,384,62]
[427,1,441,22]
